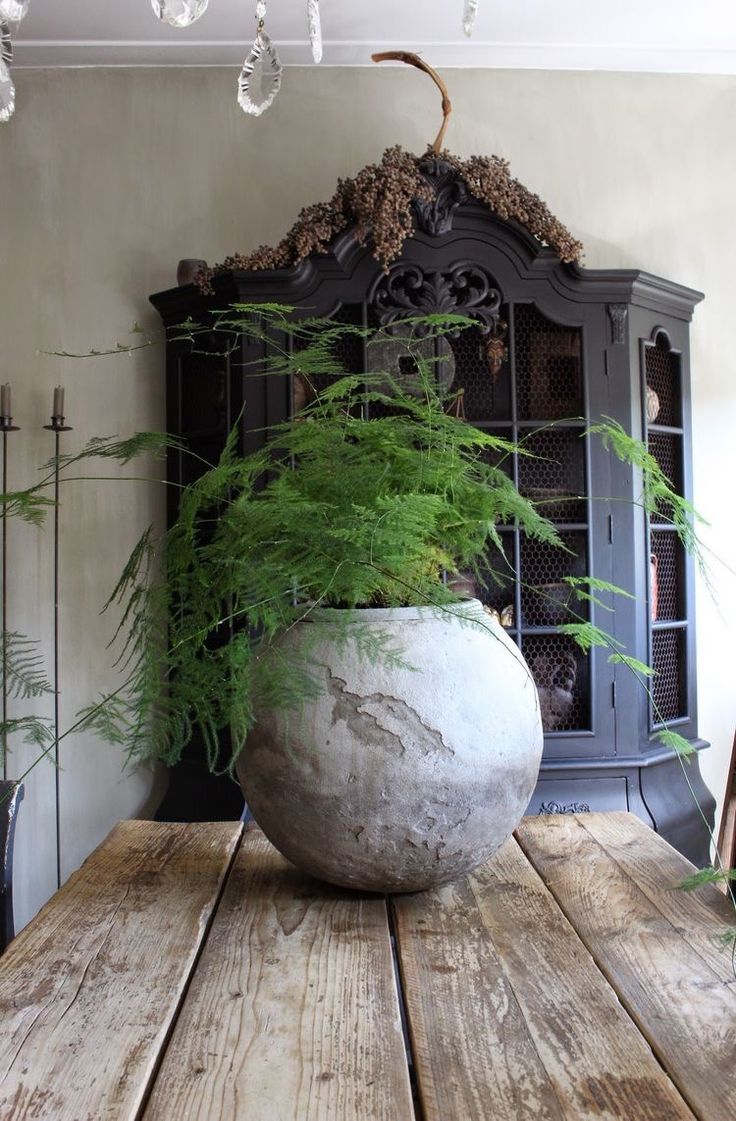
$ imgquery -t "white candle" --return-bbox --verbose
[53,385,64,418]
[0,383,10,418]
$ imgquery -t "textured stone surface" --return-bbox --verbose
[238,601,543,893]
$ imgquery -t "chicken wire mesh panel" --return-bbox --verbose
[473,537,517,621]
[644,336,681,428]
[517,427,587,523]
[292,303,365,412]
[651,629,687,724]
[648,432,683,525]
[479,429,515,477]
[447,323,511,422]
[514,304,583,421]
[650,531,684,622]
[521,634,590,732]
[520,531,588,627]
[477,428,516,528]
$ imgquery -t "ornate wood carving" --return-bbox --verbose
[371,261,502,336]
[538,801,592,815]
[413,156,469,235]
[608,304,628,346]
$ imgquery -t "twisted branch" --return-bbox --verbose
[371,51,452,154]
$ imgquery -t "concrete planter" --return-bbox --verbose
[237,600,543,893]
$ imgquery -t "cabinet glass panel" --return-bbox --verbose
[475,536,516,619]
[651,629,687,723]
[514,303,583,420]
[644,331,688,729]
[520,633,591,733]
[644,332,682,427]
[447,323,511,421]
[520,531,588,628]
[517,428,587,524]
[650,530,684,621]
[648,433,683,524]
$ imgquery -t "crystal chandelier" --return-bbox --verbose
[0,3,483,124]
[150,0,481,116]
[151,0,321,116]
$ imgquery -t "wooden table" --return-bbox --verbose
[0,812,734,1120]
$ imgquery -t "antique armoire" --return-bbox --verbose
[151,154,714,863]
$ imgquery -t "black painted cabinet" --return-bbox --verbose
[150,160,714,861]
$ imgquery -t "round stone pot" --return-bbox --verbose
[237,600,543,893]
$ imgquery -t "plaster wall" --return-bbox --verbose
[1,66,734,928]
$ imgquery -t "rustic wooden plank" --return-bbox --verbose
[394,835,695,1121]
[0,819,241,1121]
[143,826,414,1121]
[516,812,736,1121]
[569,811,736,972]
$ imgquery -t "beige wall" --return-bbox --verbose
[1,66,734,927]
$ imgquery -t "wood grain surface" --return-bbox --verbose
[393,833,696,1121]
[516,812,736,1121]
[143,826,414,1121]
[0,819,241,1121]
[2,812,732,1121]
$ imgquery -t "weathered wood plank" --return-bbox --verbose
[568,811,735,973]
[143,826,414,1121]
[0,819,241,1121]
[394,834,695,1121]
[516,812,736,1121]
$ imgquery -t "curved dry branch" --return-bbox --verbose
[371,51,452,154]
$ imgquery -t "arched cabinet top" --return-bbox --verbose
[150,198,703,328]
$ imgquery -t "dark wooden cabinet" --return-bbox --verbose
[150,159,714,861]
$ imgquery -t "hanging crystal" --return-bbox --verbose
[238,33,282,115]
[0,57,14,123]
[462,0,479,37]
[151,0,208,29]
[238,2,282,116]
[0,2,29,23]
[1,21,11,64]
[307,0,322,64]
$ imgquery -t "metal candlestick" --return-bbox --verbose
[44,393,72,889]
[1,387,20,783]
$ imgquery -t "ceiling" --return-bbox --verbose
[10,0,736,72]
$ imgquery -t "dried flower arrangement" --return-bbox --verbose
[195,145,583,295]
[195,52,583,295]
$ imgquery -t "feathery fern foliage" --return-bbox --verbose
[82,305,710,776]
[88,310,568,771]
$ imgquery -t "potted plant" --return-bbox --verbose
[96,306,704,894]
[96,308,568,891]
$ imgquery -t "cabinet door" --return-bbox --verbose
[609,308,699,759]
[442,298,615,761]
[641,324,699,744]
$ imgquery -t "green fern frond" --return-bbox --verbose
[654,728,697,760]
[0,489,56,526]
[0,716,55,755]
[679,867,736,891]
[1,632,53,699]
[607,652,656,677]
[557,622,623,654]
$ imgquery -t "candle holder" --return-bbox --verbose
[0,382,19,432]
[44,387,71,433]
[1,396,19,782]
[43,393,72,888]
[43,416,73,433]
